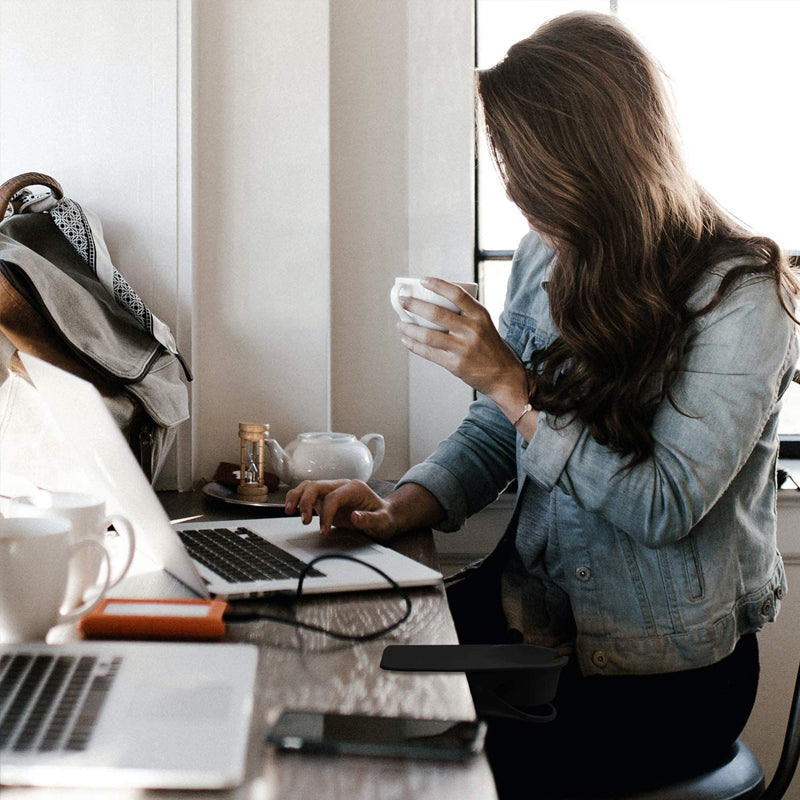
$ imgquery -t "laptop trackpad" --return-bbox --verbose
[130,684,234,721]
[290,532,379,553]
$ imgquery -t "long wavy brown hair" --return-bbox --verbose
[477,11,799,464]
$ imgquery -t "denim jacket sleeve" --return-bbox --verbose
[524,270,799,548]
[397,391,518,531]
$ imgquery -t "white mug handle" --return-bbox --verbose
[104,514,136,589]
[390,283,415,323]
[57,539,112,625]
[361,433,385,477]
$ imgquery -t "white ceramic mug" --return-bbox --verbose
[0,516,112,643]
[390,277,479,331]
[8,491,135,611]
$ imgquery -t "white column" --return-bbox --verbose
[407,0,476,467]
[193,0,331,483]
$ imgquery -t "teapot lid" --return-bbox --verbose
[297,431,356,443]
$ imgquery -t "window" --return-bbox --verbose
[476,0,800,440]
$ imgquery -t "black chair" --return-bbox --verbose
[563,660,800,800]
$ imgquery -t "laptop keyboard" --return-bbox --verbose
[177,526,325,583]
[0,653,122,753]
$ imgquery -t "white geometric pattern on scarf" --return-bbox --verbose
[48,197,96,275]
[49,197,153,334]
[113,271,152,330]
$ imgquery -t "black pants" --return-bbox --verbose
[446,575,760,799]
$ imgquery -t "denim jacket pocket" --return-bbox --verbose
[614,532,658,636]
[679,536,705,600]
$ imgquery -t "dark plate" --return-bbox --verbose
[201,481,289,509]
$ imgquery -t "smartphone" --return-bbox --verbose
[266,710,486,761]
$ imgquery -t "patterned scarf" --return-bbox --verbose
[8,187,188,376]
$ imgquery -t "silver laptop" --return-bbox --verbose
[19,353,442,600]
[0,640,258,788]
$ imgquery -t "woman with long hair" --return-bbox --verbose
[287,12,799,798]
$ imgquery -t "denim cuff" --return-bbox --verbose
[396,461,469,532]
[522,411,584,491]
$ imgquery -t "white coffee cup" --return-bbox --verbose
[390,277,479,331]
[0,517,112,643]
[8,491,135,611]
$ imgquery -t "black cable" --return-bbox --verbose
[778,468,800,490]
[223,554,413,642]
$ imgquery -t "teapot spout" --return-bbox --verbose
[264,439,291,485]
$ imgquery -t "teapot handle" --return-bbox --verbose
[360,434,385,478]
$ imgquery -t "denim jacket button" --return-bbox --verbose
[592,651,607,668]
[761,598,774,617]
[576,566,592,582]
[775,586,786,601]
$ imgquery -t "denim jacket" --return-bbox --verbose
[400,232,799,676]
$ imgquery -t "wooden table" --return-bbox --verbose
[4,489,499,800]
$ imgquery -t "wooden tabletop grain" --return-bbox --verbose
[3,488,499,800]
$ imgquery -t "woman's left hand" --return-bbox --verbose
[396,277,526,402]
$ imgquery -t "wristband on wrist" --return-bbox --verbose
[513,403,533,427]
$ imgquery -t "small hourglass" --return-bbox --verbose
[236,422,270,501]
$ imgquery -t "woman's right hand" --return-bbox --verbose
[284,479,400,539]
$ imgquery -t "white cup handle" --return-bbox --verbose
[57,539,112,625]
[104,514,136,589]
[361,433,385,477]
[390,283,414,323]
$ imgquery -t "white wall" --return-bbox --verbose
[406,0,476,466]
[0,0,192,487]
[329,0,410,480]
[329,0,474,479]
[193,0,332,483]
[0,0,474,488]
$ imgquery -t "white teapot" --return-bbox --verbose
[266,432,385,487]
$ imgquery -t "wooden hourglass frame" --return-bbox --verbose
[236,422,270,501]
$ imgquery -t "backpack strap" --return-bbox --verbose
[0,172,63,218]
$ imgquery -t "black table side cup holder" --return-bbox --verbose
[381,644,568,723]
